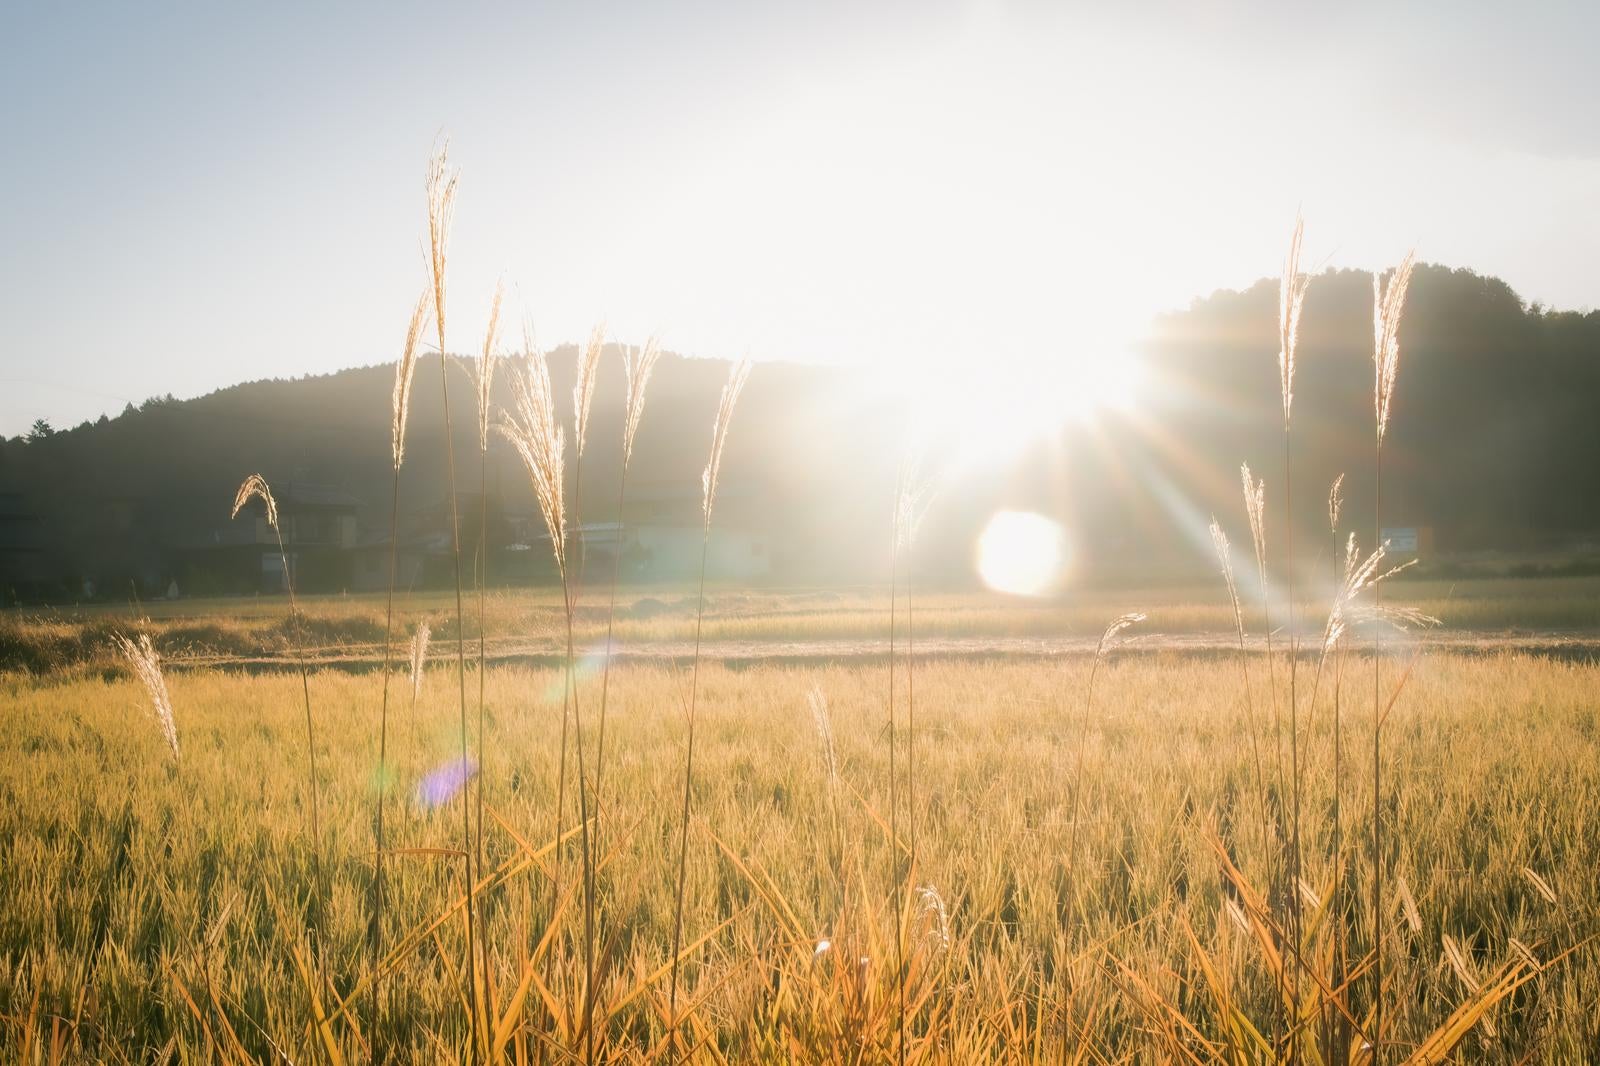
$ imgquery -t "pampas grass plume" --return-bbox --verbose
[1097,612,1146,656]
[114,633,179,761]
[393,289,431,470]
[621,335,662,468]
[702,359,753,525]
[500,335,568,574]
[574,321,606,458]
[1239,464,1267,588]
[475,280,504,454]
[1374,252,1418,444]
[410,621,432,699]
[1278,216,1310,428]
[231,474,279,530]
[426,144,459,353]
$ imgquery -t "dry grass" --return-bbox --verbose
[110,632,178,762]
[1,653,1596,1060]
[7,578,1600,676]
[3,153,1595,1064]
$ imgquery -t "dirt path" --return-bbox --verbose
[169,629,1600,672]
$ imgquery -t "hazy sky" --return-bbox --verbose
[2,0,1596,437]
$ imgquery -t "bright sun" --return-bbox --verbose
[976,510,1067,597]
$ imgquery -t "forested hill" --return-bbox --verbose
[1141,265,1600,553]
[2,262,1597,599]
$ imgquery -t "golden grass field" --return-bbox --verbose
[4,153,1597,1065]
[2,587,1598,1062]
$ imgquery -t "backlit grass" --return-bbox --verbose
[2,652,1596,1060]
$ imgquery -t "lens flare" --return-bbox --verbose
[416,756,477,809]
[541,639,619,703]
[976,510,1065,597]
[369,761,397,795]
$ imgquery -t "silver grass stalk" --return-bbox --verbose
[592,332,664,884]
[409,622,431,700]
[114,633,178,761]
[620,335,663,466]
[500,327,579,1047]
[425,145,458,359]
[1371,250,1416,1063]
[1240,464,1267,591]
[893,449,937,554]
[1065,611,1145,899]
[374,288,430,1032]
[470,279,502,968]
[1210,518,1269,854]
[1278,220,1310,1037]
[1209,519,1243,633]
[1240,460,1287,869]
[1374,252,1418,445]
[806,685,839,787]
[573,321,606,458]
[1323,536,1437,652]
[1278,216,1310,429]
[1327,470,1349,1058]
[230,472,322,919]
[475,281,504,454]
[563,316,606,933]
[500,342,567,575]
[702,359,753,525]
[392,290,431,470]
[807,683,844,900]
[231,474,278,530]
[1328,473,1346,537]
[669,356,753,1057]
[424,141,479,1056]
[1097,612,1147,655]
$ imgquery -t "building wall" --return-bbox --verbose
[351,550,426,593]
[632,525,771,581]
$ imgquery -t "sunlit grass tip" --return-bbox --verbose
[702,358,753,524]
[113,632,179,762]
[1374,251,1418,443]
[474,279,504,453]
[409,621,431,698]
[573,320,606,457]
[621,334,663,467]
[500,330,567,574]
[425,143,458,347]
[230,473,278,529]
[392,288,431,470]
[1278,214,1310,428]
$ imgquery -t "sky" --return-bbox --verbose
[2,0,1597,438]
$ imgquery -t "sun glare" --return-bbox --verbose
[912,339,1144,472]
[976,510,1066,597]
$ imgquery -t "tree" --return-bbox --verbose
[26,419,54,443]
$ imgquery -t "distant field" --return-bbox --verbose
[2,652,1596,1059]
[6,575,1600,674]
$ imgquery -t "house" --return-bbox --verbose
[350,530,432,593]
[623,484,775,582]
[1379,524,1434,562]
[178,483,362,594]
